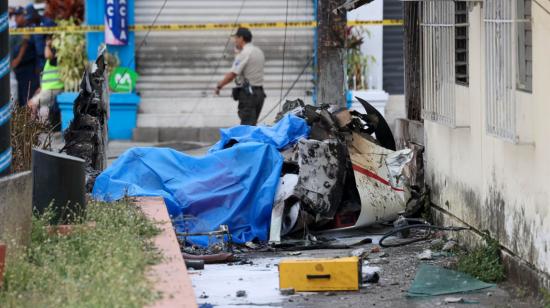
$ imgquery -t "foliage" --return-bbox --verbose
[52,18,87,92]
[541,287,550,308]
[10,104,52,174]
[456,234,505,283]
[44,0,85,22]
[346,26,376,90]
[0,201,161,308]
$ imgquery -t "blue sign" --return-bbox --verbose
[105,0,128,46]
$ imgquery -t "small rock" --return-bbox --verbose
[431,238,444,246]
[236,290,247,297]
[487,292,493,297]
[444,297,464,303]
[265,264,270,268]
[324,292,337,296]
[371,246,381,253]
[350,248,368,258]
[390,282,400,286]
[363,272,380,283]
[288,299,294,302]
[199,292,209,299]
[418,249,433,260]
[238,278,243,281]
[288,251,302,256]
[280,288,295,296]
[442,240,457,252]
[378,252,389,258]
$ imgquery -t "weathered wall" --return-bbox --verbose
[0,171,33,248]
[425,2,550,287]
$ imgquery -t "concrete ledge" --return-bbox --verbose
[136,197,197,308]
[0,171,33,248]
[431,205,550,297]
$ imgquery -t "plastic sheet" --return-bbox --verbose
[209,114,310,153]
[92,143,283,246]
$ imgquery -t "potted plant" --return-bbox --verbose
[346,26,376,91]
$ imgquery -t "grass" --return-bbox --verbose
[0,200,161,308]
[456,234,505,283]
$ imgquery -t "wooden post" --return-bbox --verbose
[0,0,12,176]
[404,1,422,121]
[316,0,347,108]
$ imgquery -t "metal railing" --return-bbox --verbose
[484,0,518,142]
[421,0,457,127]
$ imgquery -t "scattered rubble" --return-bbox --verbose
[280,288,296,296]
[418,249,433,260]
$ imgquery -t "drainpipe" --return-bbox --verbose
[0,0,11,176]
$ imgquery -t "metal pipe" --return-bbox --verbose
[0,0,11,176]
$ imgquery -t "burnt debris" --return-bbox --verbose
[61,47,109,191]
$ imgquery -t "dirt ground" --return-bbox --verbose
[191,232,542,308]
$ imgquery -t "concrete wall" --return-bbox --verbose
[424,2,550,287]
[0,172,33,248]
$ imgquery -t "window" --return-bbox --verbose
[517,0,532,92]
[421,0,456,127]
[455,1,469,85]
[484,0,532,142]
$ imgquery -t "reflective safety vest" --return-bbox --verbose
[41,60,64,91]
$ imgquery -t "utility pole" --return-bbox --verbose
[0,0,11,176]
[316,0,347,108]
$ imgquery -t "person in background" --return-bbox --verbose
[24,4,56,71]
[28,36,64,124]
[11,6,39,106]
[215,27,266,126]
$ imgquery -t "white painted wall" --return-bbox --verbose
[425,2,550,279]
[347,0,383,90]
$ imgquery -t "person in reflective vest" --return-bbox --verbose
[28,36,64,123]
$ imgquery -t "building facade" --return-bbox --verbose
[417,0,549,289]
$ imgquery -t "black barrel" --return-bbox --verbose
[0,0,12,176]
[32,149,86,224]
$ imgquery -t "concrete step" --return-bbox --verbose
[138,73,312,83]
[136,96,314,128]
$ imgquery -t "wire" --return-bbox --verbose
[379,220,470,248]
[279,0,290,112]
[258,56,313,123]
[179,0,247,124]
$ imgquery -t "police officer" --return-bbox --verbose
[215,27,265,126]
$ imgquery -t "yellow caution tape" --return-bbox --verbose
[9,20,403,35]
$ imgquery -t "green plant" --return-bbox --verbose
[456,233,505,283]
[541,287,550,308]
[346,26,376,90]
[0,201,161,307]
[52,18,87,92]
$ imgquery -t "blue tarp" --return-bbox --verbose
[92,115,310,246]
[209,114,310,153]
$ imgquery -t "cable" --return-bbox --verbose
[178,0,247,124]
[279,0,290,112]
[379,220,470,248]
[258,56,313,123]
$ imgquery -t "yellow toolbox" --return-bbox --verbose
[279,256,361,291]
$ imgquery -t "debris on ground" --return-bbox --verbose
[236,290,247,297]
[350,248,368,258]
[280,288,296,296]
[444,297,464,303]
[442,240,457,252]
[417,249,433,260]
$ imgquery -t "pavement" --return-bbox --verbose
[50,136,542,308]
[190,237,542,308]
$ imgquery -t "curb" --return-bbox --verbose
[135,197,197,308]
